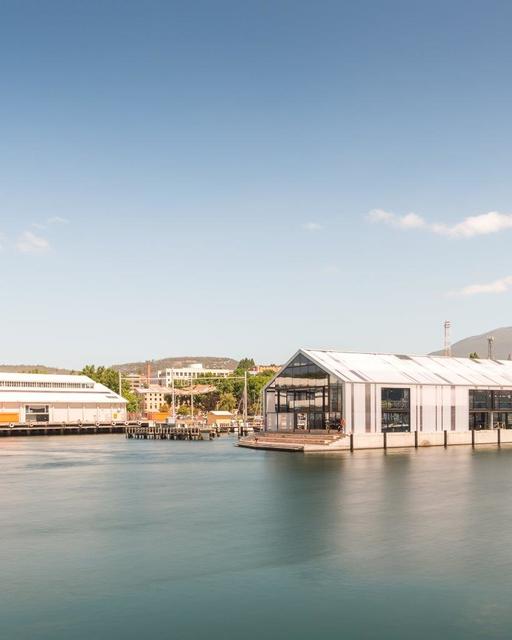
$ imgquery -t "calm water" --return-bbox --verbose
[2,435,512,639]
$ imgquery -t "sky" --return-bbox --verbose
[2,0,512,368]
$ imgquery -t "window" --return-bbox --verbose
[494,391,512,410]
[381,388,410,432]
[382,388,410,411]
[265,355,342,430]
[469,390,492,410]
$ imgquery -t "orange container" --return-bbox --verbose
[0,413,20,424]
[147,411,169,422]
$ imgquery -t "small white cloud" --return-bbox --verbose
[368,209,426,230]
[368,209,512,238]
[47,216,69,225]
[0,233,5,252]
[16,231,50,254]
[449,275,512,297]
[433,211,512,238]
[399,212,426,229]
[302,222,323,231]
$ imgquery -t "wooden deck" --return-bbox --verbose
[238,432,346,452]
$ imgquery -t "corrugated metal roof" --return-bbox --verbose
[0,372,93,383]
[0,391,126,404]
[301,350,512,386]
[0,372,126,404]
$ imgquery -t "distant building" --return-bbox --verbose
[0,372,127,425]
[264,349,512,433]
[250,364,281,375]
[207,411,234,429]
[157,363,232,386]
[124,373,145,392]
[135,386,170,414]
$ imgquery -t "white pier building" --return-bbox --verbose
[264,350,512,433]
[0,372,127,425]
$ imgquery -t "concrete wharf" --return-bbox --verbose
[238,428,512,452]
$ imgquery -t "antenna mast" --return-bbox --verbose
[488,336,495,360]
[444,320,452,357]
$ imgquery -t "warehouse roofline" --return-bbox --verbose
[265,349,512,388]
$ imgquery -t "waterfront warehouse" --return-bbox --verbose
[0,372,127,425]
[264,350,512,433]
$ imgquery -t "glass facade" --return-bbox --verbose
[265,353,343,431]
[469,390,512,429]
[381,388,410,432]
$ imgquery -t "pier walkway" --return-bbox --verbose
[239,428,512,452]
[0,423,127,437]
[238,432,347,452]
[126,425,220,441]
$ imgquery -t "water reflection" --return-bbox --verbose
[2,436,512,639]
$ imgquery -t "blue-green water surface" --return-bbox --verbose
[2,435,512,639]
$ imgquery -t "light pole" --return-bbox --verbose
[241,370,248,439]
[171,370,176,423]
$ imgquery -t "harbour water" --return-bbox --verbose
[2,435,512,639]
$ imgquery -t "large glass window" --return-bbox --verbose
[381,388,410,432]
[469,390,492,410]
[494,391,512,410]
[468,390,512,429]
[265,355,342,430]
[469,412,488,430]
[382,388,410,411]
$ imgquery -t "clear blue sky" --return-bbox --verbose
[2,0,512,368]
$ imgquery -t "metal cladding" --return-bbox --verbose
[300,350,512,387]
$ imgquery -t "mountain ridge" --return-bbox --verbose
[430,326,512,359]
[0,356,239,375]
[111,356,239,374]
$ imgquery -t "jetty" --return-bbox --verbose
[0,423,127,437]
[238,429,512,452]
[126,424,220,440]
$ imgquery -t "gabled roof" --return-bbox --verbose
[0,372,93,384]
[0,372,126,403]
[0,391,126,404]
[301,350,512,386]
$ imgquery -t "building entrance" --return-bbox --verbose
[25,405,49,423]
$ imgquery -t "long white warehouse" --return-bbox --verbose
[264,350,512,433]
[0,372,127,425]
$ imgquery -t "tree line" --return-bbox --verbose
[81,358,276,416]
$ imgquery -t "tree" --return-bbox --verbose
[469,352,480,360]
[177,404,191,416]
[194,391,220,412]
[212,368,275,415]
[81,365,140,413]
[235,358,255,374]
[247,370,275,414]
[217,392,237,411]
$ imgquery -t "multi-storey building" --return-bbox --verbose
[157,363,232,386]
